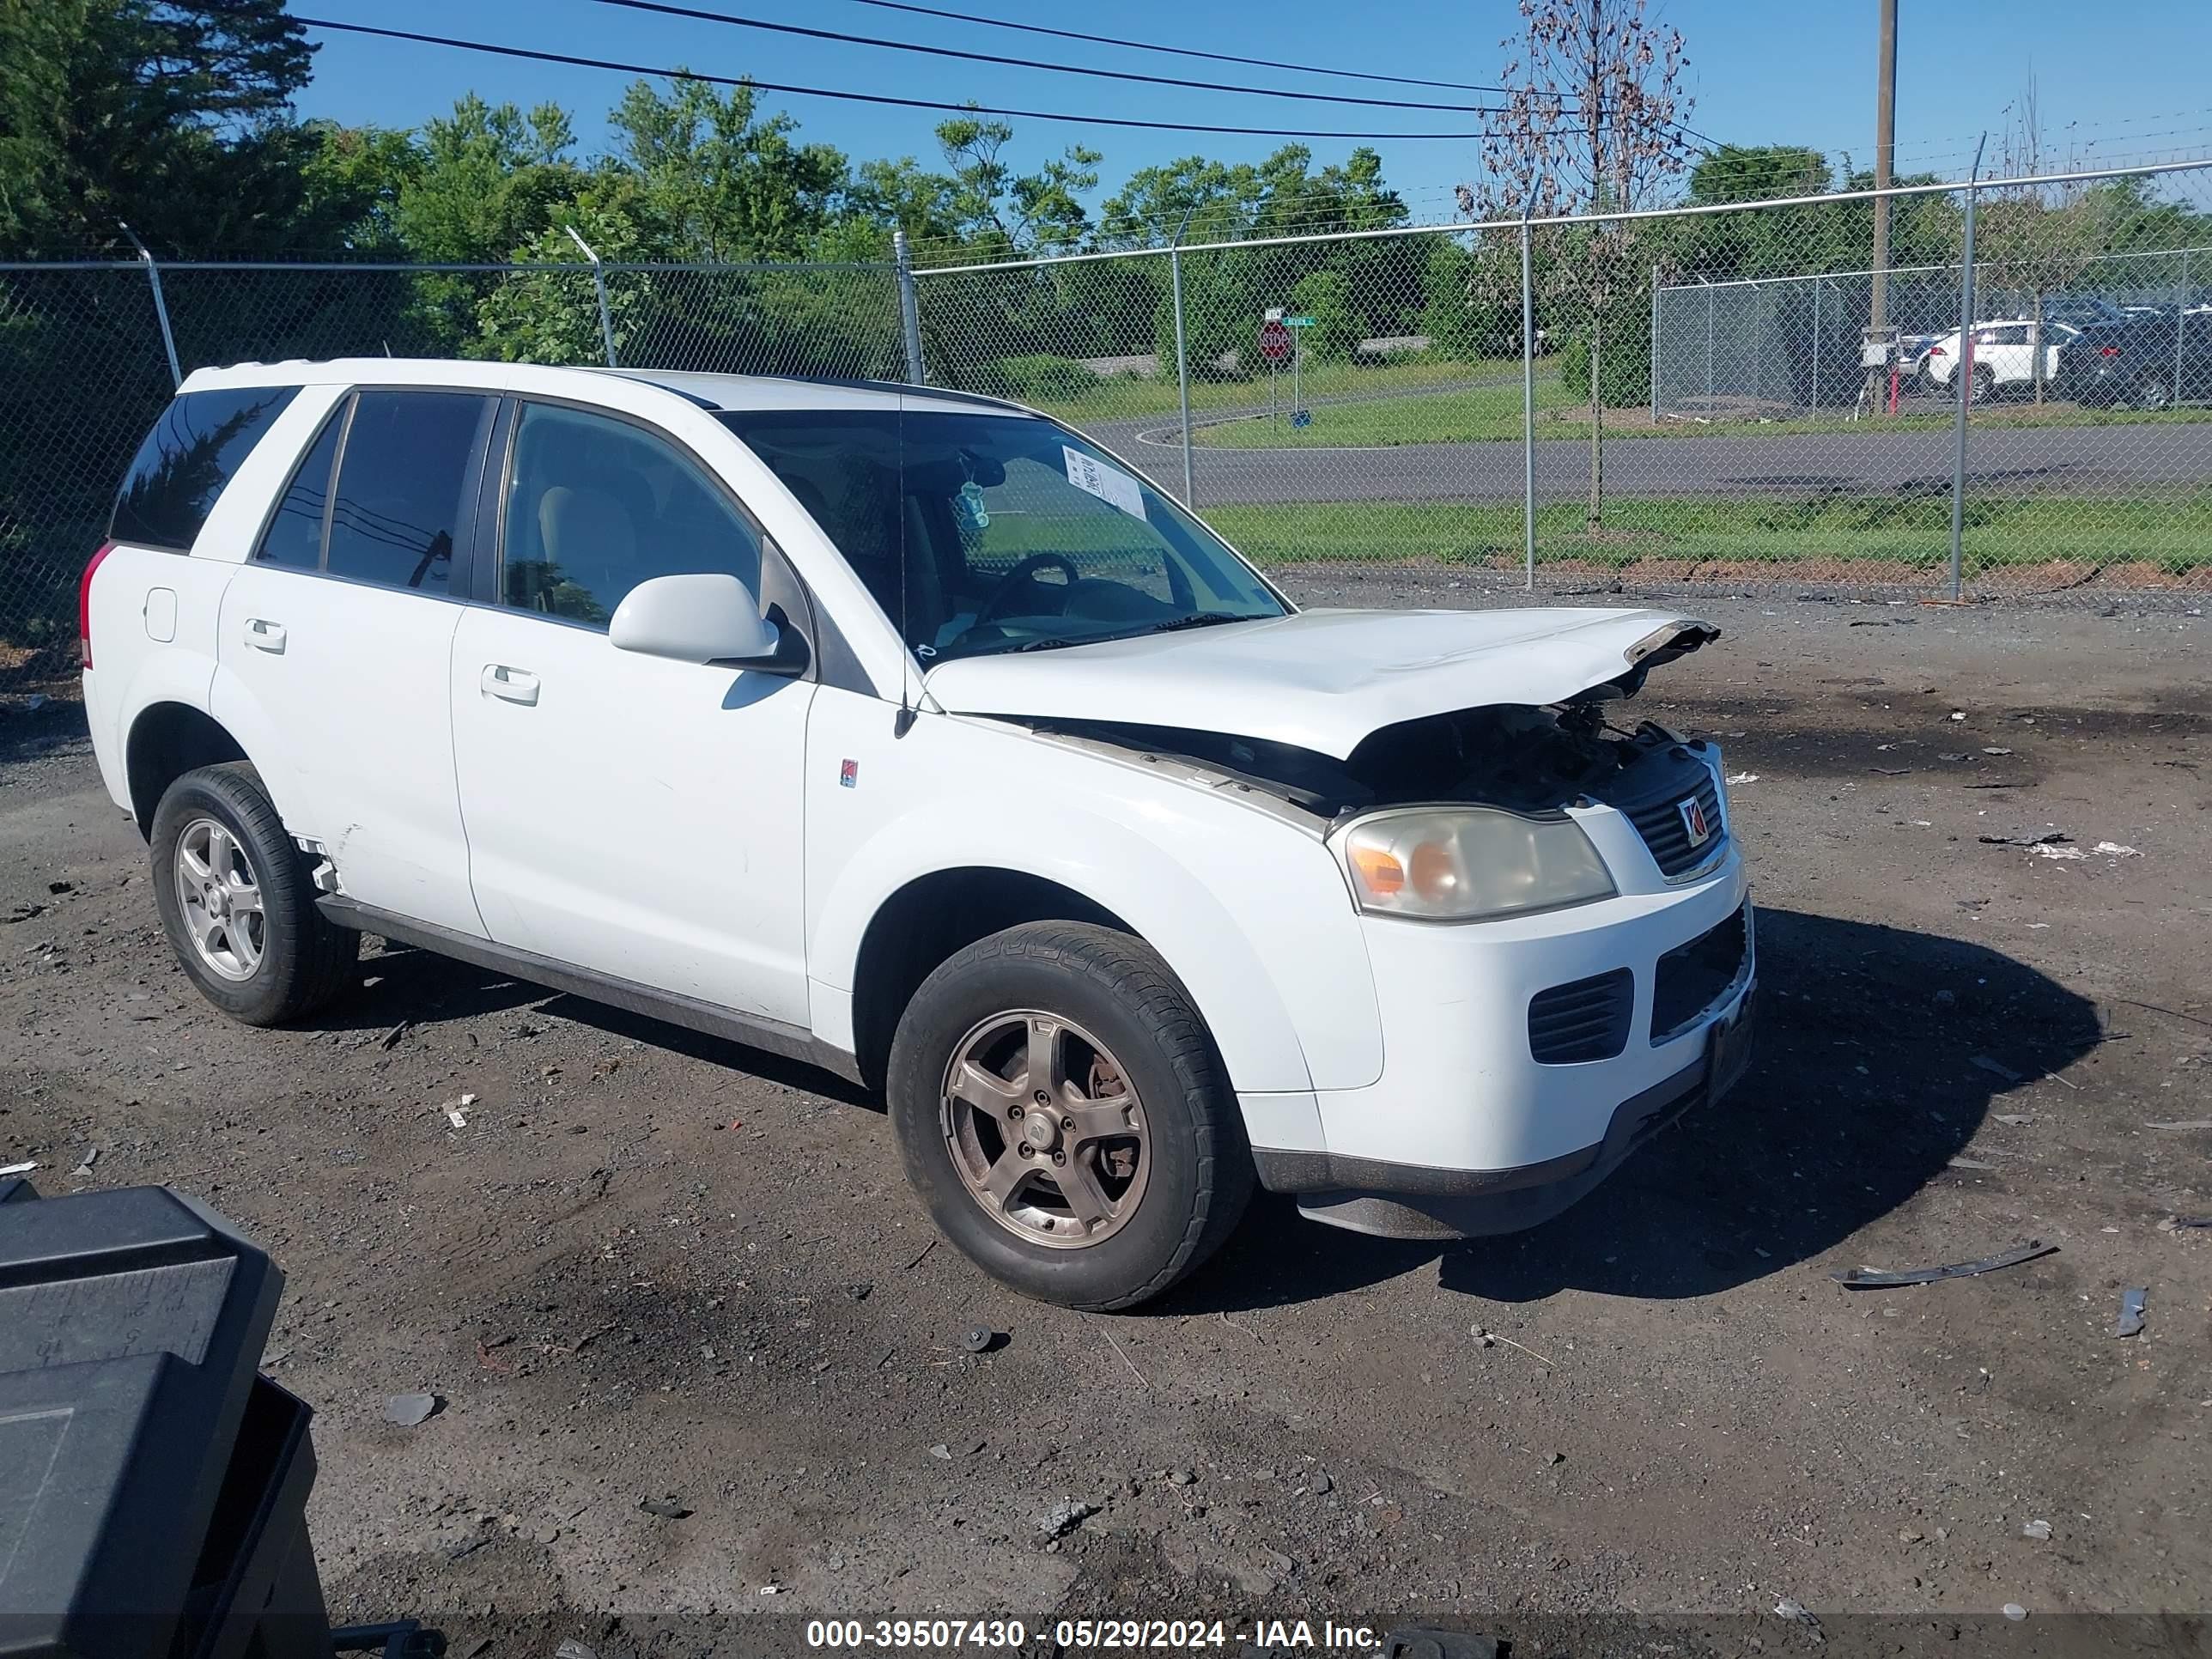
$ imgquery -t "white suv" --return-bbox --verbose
[80,360,1753,1309]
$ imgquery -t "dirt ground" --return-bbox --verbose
[3,589,2209,1657]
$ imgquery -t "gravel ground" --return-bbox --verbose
[2,592,2209,1657]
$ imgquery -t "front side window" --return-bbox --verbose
[325,391,491,592]
[501,403,764,628]
[718,407,1285,663]
[110,386,299,551]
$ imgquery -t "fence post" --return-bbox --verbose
[1170,254,1195,509]
[894,230,926,385]
[1522,218,1537,591]
[1705,282,1715,409]
[1948,134,1987,602]
[565,227,617,368]
[1811,277,1821,416]
[122,223,181,388]
[2178,248,2191,398]
[1648,264,1660,424]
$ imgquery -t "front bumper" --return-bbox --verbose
[1255,849,1755,1240]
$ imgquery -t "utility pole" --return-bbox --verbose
[1869,0,1897,328]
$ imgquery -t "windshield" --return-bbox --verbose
[717,406,1287,664]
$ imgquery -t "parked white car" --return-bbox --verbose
[81,360,1753,1308]
[1918,317,2081,399]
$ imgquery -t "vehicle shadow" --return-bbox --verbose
[304,941,882,1110]
[1165,905,2102,1315]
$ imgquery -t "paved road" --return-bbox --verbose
[1082,413,2212,505]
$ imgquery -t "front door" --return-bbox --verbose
[449,399,817,1027]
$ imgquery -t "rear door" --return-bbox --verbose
[213,387,497,936]
[449,398,817,1026]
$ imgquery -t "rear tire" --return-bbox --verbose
[149,763,358,1026]
[887,922,1253,1311]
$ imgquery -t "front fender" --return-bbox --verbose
[807,742,1383,1098]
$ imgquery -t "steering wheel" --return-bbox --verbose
[975,553,1080,626]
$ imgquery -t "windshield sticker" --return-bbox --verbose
[1062,447,1147,522]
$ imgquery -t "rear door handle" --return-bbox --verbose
[481,664,540,706]
[242,617,287,654]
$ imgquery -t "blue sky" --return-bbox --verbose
[291,0,2212,217]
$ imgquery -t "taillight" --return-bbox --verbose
[2100,345,2119,357]
[1928,344,1945,356]
[79,541,115,670]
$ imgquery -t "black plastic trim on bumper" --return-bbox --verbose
[1258,988,1755,1239]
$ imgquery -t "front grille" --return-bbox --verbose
[1651,904,1749,1041]
[1623,772,1726,878]
[1528,968,1634,1065]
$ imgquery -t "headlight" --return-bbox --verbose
[1333,807,1617,921]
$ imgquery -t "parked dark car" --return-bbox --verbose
[2054,308,2212,409]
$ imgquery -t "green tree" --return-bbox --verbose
[0,0,317,256]
[1288,269,1361,361]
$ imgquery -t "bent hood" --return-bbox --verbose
[923,606,1716,759]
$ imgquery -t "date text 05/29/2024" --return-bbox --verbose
[804,1620,1386,1651]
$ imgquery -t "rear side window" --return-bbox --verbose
[110,386,300,551]
[324,391,492,593]
[254,409,345,570]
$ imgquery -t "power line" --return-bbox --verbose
[294,16,1518,140]
[832,0,1532,97]
[586,0,1530,113]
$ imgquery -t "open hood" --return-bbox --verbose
[922,606,1717,760]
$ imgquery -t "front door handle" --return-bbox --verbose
[481,664,540,706]
[242,617,287,653]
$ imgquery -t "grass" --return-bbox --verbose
[1192,386,2212,448]
[1022,355,1525,426]
[1198,492,2212,574]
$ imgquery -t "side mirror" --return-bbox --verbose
[610,574,781,667]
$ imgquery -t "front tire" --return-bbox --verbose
[1969,364,1996,404]
[2132,370,2174,411]
[149,763,358,1025]
[887,922,1253,1311]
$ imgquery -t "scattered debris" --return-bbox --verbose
[0,1160,37,1177]
[1970,1055,2024,1083]
[1101,1323,1149,1391]
[1773,1598,1822,1640]
[1037,1499,1096,1539]
[902,1237,938,1270]
[1470,1325,1558,1365]
[3,903,46,924]
[2112,1287,2147,1339]
[1961,781,2027,790]
[960,1325,997,1354]
[1725,772,1759,785]
[758,1584,784,1595]
[383,1393,441,1426]
[1949,710,1968,721]
[847,1281,872,1302]
[2003,1604,2027,1622]
[554,1642,597,1659]
[638,1496,692,1519]
[1947,1156,1997,1171]
[1310,1470,1334,1493]
[2021,1519,2052,1540]
[1981,746,2013,757]
[1832,1240,2056,1289]
[2145,1120,2212,1132]
[2094,841,2142,858]
[1995,1113,2033,1125]
[46,880,73,895]
[1869,766,1910,776]
[2034,844,2088,861]
[928,1443,952,1460]
[379,1020,411,1051]
[24,693,50,713]
[70,1146,100,1178]
[1545,1450,1565,1467]
[2160,1215,2212,1231]
[1978,831,2067,848]
[442,1094,476,1128]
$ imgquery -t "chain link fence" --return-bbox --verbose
[5,157,2211,687]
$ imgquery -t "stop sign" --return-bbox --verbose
[1258,319,1293,362]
